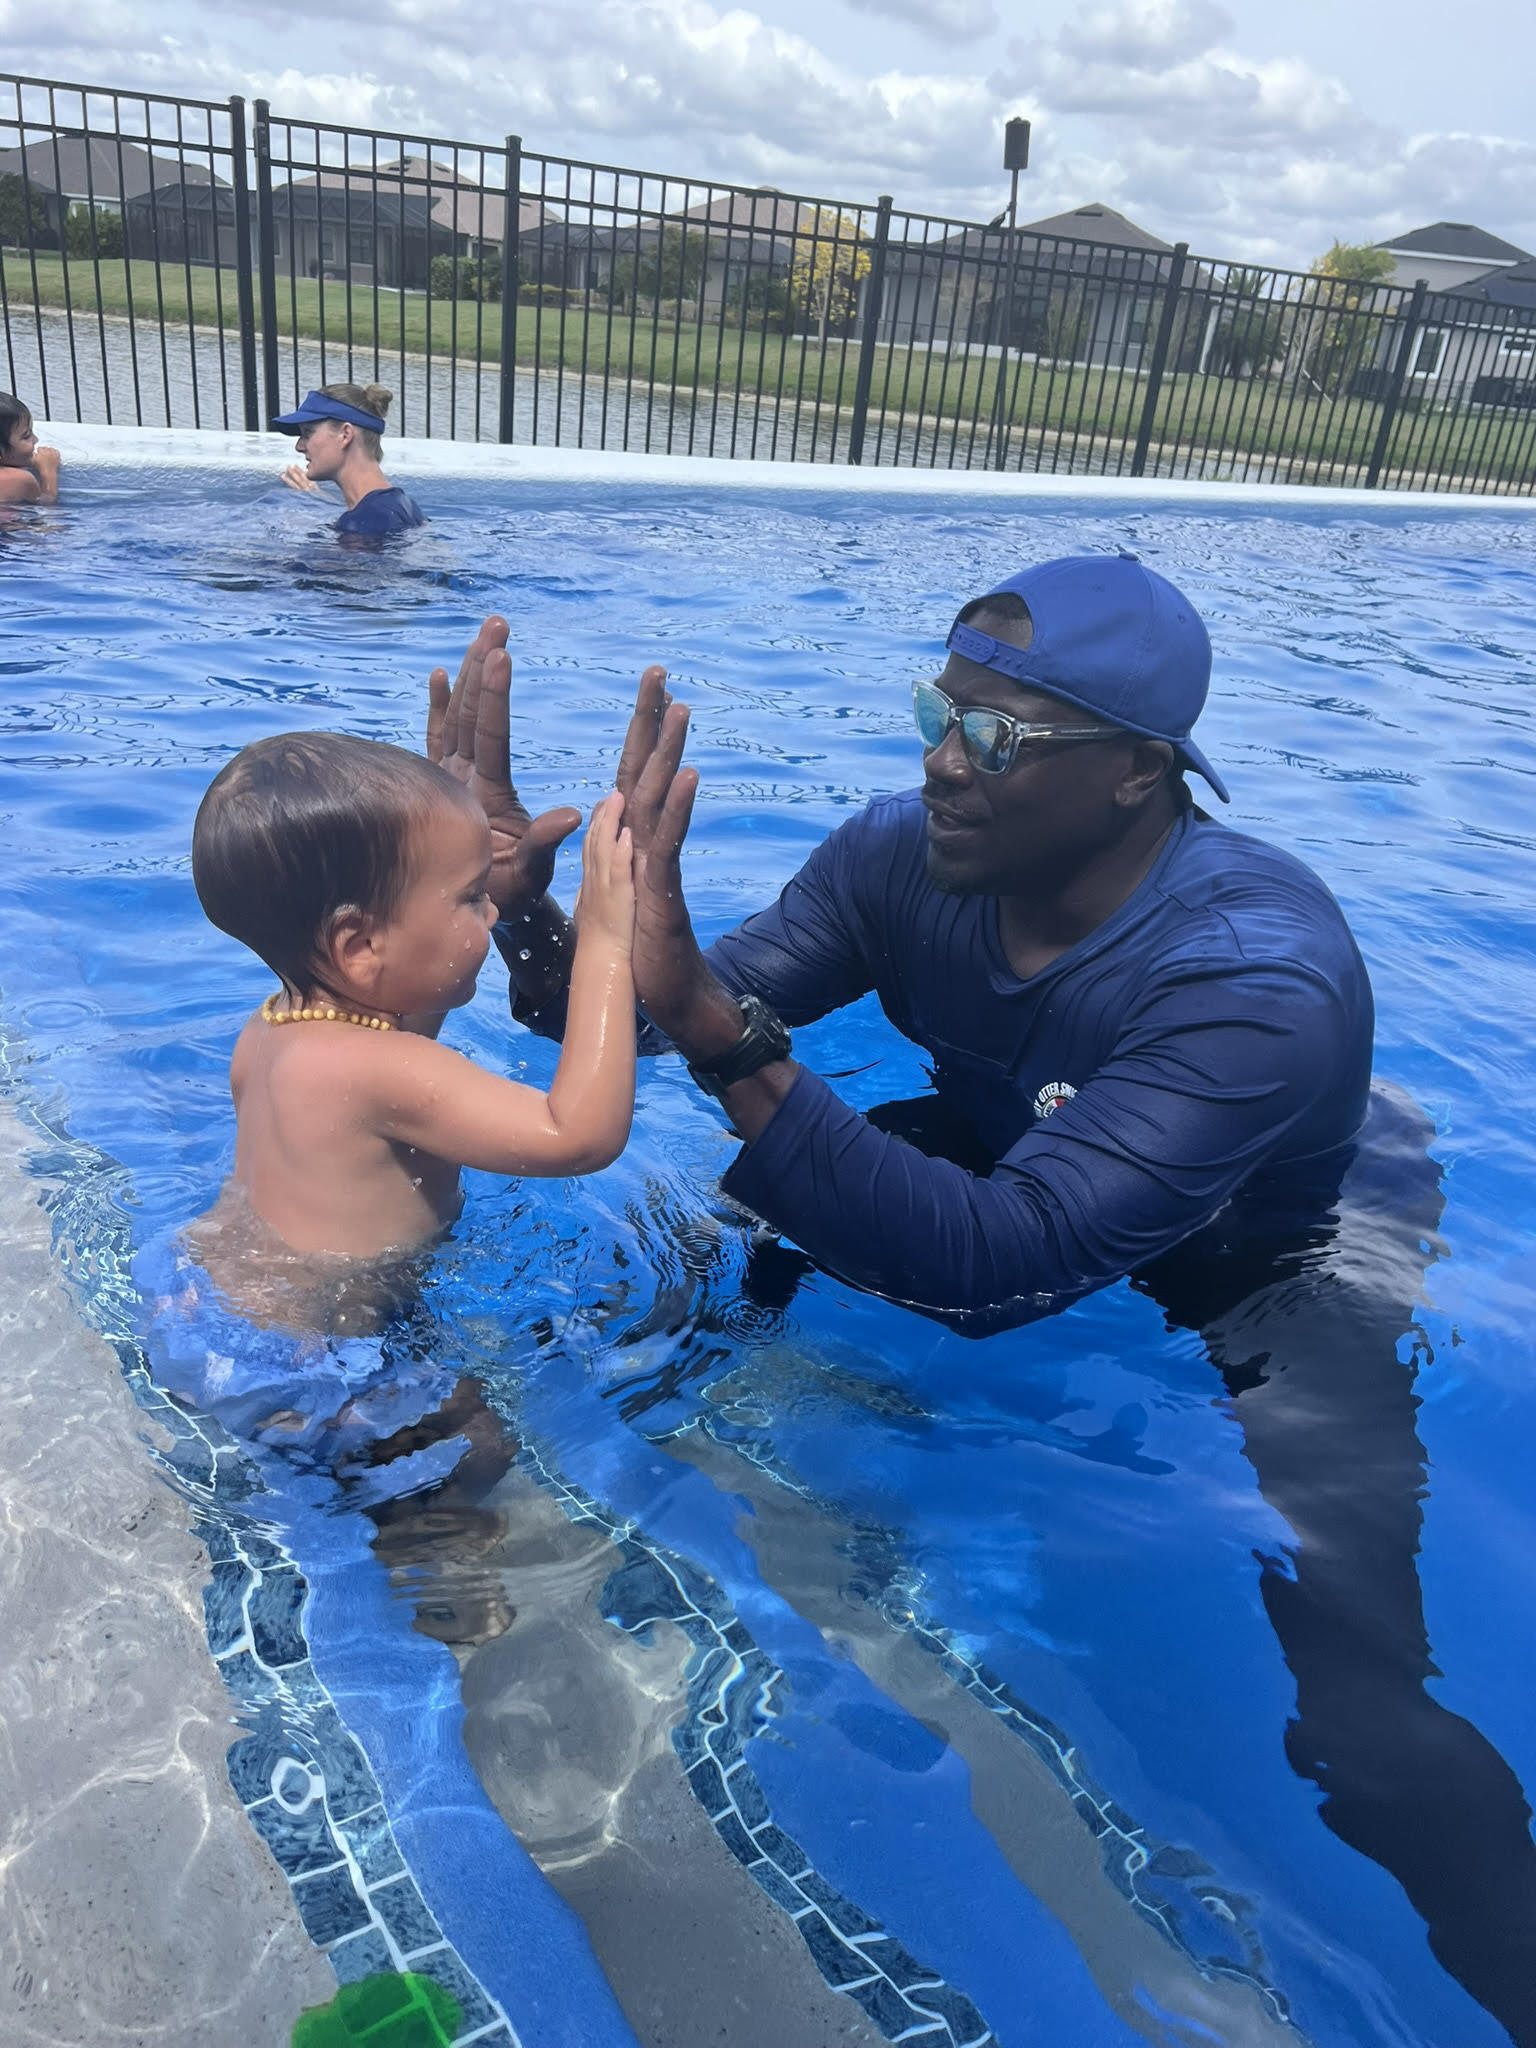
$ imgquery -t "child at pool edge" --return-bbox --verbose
[189,730,636,1294]
[0,392,60,504]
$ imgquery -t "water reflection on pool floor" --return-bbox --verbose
[3,470,1535,2047]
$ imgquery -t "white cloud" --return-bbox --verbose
[1058,0,1232,69]
[841,0,999,44]
[1,0,1533,263]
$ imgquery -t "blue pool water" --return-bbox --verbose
[2,468,1535,2048]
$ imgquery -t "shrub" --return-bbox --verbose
[428,253,501,302]
[0,173,53,248]
[64,204,124,258]
[611,226,709,306]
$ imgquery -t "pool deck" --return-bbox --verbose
[33,419,1536,509]
[0,1102,333,2048]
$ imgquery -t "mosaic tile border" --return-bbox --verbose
[519,1442,1001,2048]
[662,1410,1294,2027]
[112,1340,523,2048]
[6,1090,520,2048]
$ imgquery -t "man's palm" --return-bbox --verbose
[427,617,580,915]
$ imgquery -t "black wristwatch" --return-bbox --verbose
[687,994,793,1099]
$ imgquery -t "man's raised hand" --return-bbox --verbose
[610,666,739,1058]
[427,616,581,919]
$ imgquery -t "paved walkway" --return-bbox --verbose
[0,1100,332,2048]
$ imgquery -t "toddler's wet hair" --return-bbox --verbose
[193,731,473,990]
[0,391,33,450]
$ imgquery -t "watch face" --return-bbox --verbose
[690,996,791,1093]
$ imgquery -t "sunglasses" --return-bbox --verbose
[913,679,1115,777]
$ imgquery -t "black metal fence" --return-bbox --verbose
[4,70,1536,492]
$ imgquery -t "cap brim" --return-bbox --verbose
[1178,737,1229,804]
[270,411,319,431]
[982,664,1231,803]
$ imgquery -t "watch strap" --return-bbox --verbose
[687,994,792,1098]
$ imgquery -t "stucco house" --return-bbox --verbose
[0,132,222,240]
[522,187,817,312]
[1352,225,1536,407]
[272,159,551,288]
[121,156,554,287]
[877,202,1190,367]
[1374,221,1532,293]
[1412,257,1536,405]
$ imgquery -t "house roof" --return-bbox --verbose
[679,188,817,235]
[0,133,223,200]
[122,181,237,216]
[900,200,1188,288]
[1013,202,1174,255]
[1378,221,1531,264]
[291,159,552,240]
[1444,257,1536,315]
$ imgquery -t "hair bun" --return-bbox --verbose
[363,385,393,418]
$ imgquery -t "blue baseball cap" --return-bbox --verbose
[271,390,386,433]
[946,553,1228,802]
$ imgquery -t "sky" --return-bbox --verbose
[3,0,1533,268]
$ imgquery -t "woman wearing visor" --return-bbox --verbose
[273,383,425,539]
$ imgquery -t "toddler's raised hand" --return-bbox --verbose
[576,793,635,953]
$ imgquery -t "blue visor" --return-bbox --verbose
[271,390,386,433]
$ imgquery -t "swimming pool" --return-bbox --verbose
[3,446,1535,2048]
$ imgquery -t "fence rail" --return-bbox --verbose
[5,70,1536,492]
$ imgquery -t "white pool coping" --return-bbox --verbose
[34,420,1536,513]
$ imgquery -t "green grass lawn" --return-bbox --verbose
[6,250,1532,488]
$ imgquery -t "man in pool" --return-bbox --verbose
[427,556,1536,2045]
[442,551,1375,1328]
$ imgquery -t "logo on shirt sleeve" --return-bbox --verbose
[1032,1080,1078,1121]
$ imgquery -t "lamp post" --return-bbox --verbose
[989,117,1030,470]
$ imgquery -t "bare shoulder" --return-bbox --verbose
[267,1020,469,1099]
[233,1019,486,1133]
[0,470,41,505]
[228,1010,265,1101]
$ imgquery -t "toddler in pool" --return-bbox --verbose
[0,391,60,505]
[188,729,635,1303]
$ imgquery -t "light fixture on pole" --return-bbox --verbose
[1002,117,1030,231]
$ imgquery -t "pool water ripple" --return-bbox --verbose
[3,472,1536,2048]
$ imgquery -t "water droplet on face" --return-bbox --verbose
[517,947,532,961]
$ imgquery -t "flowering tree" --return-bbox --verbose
[1295,240,1399,397]
[790,209,871,340]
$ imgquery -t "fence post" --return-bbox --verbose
[1364,276,1426,490]
[498,135,522,445]
[252,99,280,428]
[227,97,260,432]
[1130,242,1188,478]
[847,196,892,466]
[988,223,1026,472]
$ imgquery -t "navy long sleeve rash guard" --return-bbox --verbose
[334,486,425,537]
[518,792,1374,1327]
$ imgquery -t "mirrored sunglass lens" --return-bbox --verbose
[960,710,1012,771]
[913,682,951,748]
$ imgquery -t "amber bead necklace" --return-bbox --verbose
[260,992,395,1032]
